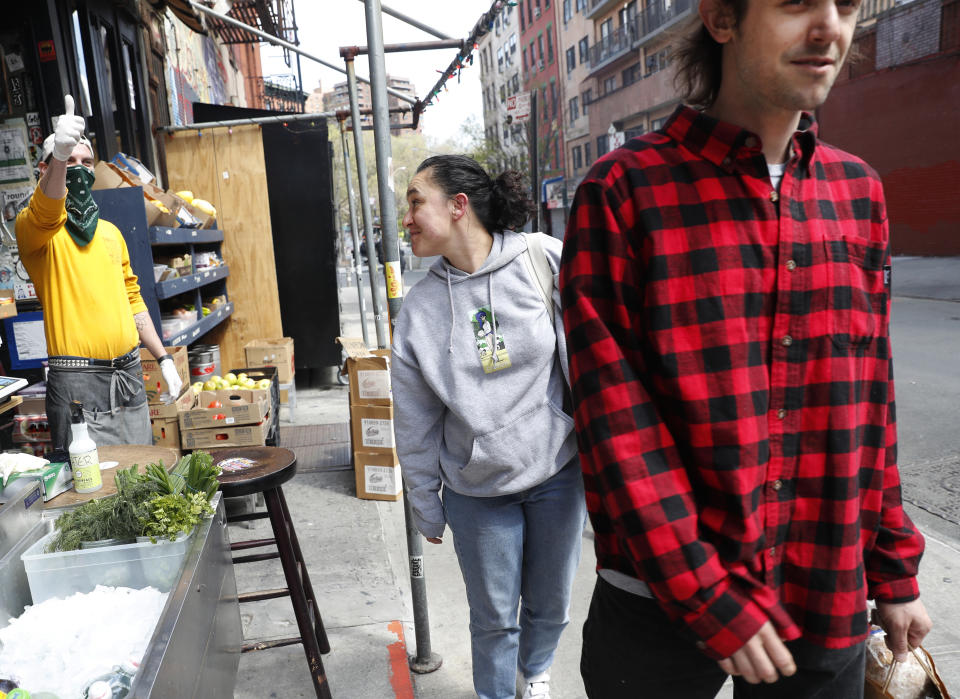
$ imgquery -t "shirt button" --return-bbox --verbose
[772,479,783,491]
[781,335,793,347]
[777,408,786,419]
[769,547,776,557]
[745,136,758,148]
[696,641,707,650]
[785,259,797,271]
[769,190,779,203]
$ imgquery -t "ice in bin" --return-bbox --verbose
[20,529,193,604]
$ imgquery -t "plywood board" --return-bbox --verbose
[162,125,283,372]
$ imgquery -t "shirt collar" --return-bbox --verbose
[663,104,819,175]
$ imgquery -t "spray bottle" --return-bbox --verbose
[70,401,102,494]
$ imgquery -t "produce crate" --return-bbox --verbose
[228,366,280,447]
[21,529,194,604]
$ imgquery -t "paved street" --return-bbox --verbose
[234,255,960,698]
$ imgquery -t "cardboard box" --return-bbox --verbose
[147,386,195,419]
[244,338,295,383]
[111,152,155,185]
[151,416,181,448]
[350,404,395,454]
[16,396,46,416]
[179,388,270,430]
[353,451,402,501]
[144,191,184,228]
[338,337,392,407]
[0,289,17,319]
[180,419,270,449]
[141,347,190,404]
[92,161,134,190]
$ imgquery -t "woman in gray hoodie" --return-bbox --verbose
[392,155,586,699]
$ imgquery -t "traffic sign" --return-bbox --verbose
[506,91,531,124]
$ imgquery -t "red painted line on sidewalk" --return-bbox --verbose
[387,620,415,699]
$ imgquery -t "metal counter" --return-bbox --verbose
[0,490,241,697]
[131,492,242,698]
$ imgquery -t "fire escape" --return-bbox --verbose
[205,0,305,113]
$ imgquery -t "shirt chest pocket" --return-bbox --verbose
[823,236,887,350]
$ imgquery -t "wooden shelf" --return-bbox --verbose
[156,265,230,300]
[165,302,234,347]
[149,227,224,245]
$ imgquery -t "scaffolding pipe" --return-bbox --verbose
[157,111,331,133]
[345,57,389,348]
[186,0,416,105]
[344,39,465,55]
[338,119,371,347]
[366,0,453,39]
[363,0,442,675]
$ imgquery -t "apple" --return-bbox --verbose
[224,372,238,385]
[243,378,257,389]
[256,379,271,390]
[203,379,218,391]
[237,373,248,383]
[210,375,221,383]
[191,382,204,395]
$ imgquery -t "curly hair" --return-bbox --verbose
[416,155,534,233]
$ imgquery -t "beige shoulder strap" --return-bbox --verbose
[522,232,555,326]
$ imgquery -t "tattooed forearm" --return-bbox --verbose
[134,312,148,332]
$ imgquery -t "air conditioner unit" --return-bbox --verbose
[534,6,541,16]
[538,60,545,71]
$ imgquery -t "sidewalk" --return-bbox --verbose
[232,257,960,698]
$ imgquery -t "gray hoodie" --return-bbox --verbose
[391,231,577,538]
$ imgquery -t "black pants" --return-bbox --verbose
[581,576,865,699]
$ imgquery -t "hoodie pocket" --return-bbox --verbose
[457,401,574,490]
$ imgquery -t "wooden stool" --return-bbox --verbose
[212,446,332,698]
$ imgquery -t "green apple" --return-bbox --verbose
[203,379,217,391]
[256,379,271,390]
[192,381,204,395]
[225,372,238,385]
[237,373,248,383]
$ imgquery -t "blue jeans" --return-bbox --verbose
[443,458,586,699]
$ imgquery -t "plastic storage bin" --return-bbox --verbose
[21,529,193,604]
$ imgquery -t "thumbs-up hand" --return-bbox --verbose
[52,94,87,162]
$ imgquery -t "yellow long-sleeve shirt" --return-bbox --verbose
[15,186,147,359]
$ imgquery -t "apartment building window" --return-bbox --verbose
[504,124,509,142]
[584,142,592,164]
[527,0,533,22]
[505,4,512,24]
[511,74,520,93]
[538,34,545,66]
[547,25,554,63]
[582,88,592,115]
[619,0,637,28]
[545,0,550,8]
[563,0,572,22]
[497,47,504,73]
[577,0,587,11]
[542,86,549,120]
[520,2,526,30]
[624,125,645,140]
[651,116,667,130]
[572,145,583,171]
[597,134,609,156]
[529,41,537,72]
[569,96,579,124]
[509,34,518,55]
[566,47,576,74]
[500,84,507,102]
[645,46,672,76]
[523,48,528,72]
[550,81,558,117]
[602,75,616,95]
[495,14,501,35]
[535,0,541,16]
[622,62,643,86]
[600,18,613,41]
[578,36,589,63]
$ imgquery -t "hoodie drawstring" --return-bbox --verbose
[447,267,456,353]
[488,273,498,364]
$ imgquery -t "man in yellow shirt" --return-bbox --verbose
[16,95,182,451]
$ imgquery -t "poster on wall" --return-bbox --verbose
[0,116,37,296]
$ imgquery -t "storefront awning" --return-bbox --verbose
[149,0,207,35]
[204,0,296,45]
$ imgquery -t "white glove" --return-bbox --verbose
[52,95,86,162]
[160,356,183,399]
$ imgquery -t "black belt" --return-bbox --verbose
[48,347,139,369]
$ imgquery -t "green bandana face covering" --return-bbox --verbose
[64,165,99,246]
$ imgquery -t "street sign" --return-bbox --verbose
[506,91,531,124]
[608,123,625,150]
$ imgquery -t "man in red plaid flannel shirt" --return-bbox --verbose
[560,0,932,696]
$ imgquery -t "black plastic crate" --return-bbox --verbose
[228,365,280,446]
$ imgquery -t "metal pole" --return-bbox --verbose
[348,39,465,55]
[340,120,371,347]
[345,57,390,348]
[158,111,331,133]
[364,0,453,39]
[364,0,442,675]
[530,91,541,232]
[186,0,416,105]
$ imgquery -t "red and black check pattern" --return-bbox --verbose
[560,106,924,659]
